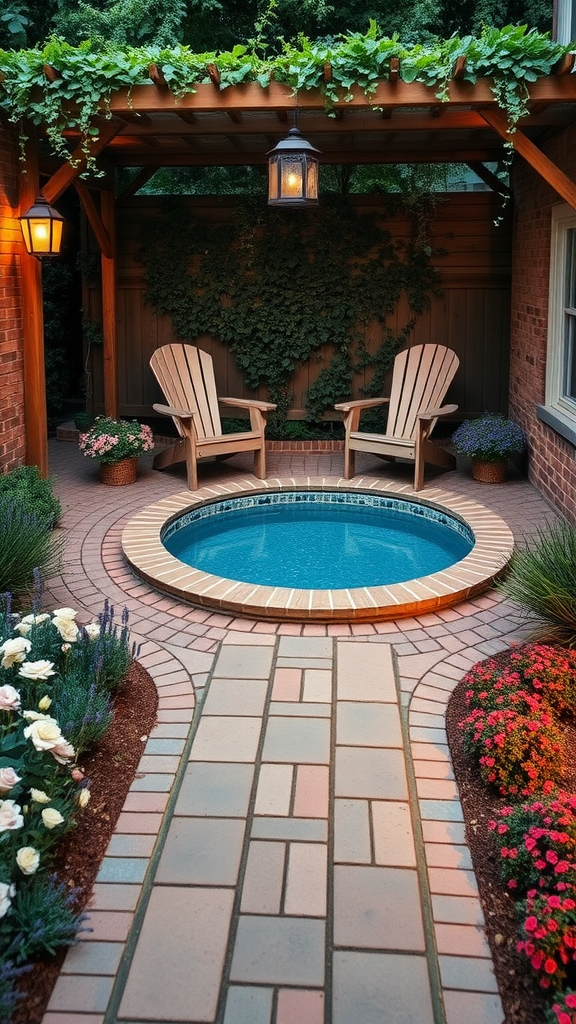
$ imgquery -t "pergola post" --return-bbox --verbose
[100,188,119,418]
[19,131,48,477]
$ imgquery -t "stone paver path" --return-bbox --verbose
[40,441,558,1024]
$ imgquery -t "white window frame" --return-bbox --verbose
[555,0,576,44]
[541,203,576,445]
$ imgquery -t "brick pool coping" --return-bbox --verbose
[121,475,514,622]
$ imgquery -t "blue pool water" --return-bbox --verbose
[162,491,474,590]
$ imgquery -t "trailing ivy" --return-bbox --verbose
[0,24,569,171]
[136,195,439,424]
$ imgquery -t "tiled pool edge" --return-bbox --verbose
[121,476,514,622]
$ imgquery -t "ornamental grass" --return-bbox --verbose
[498,520,576,648]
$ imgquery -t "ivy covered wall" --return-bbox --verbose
[85,191,512,426]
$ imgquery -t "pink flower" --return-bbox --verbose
[525,916,538,932]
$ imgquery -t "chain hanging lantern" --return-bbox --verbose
[267,127,321,208]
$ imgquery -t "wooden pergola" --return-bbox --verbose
[19,64,576,474]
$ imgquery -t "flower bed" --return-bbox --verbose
[456,644,576,1018]
[0,596,136,1021]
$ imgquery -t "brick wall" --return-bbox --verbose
[510,122,576,524]
[0,119,26,472]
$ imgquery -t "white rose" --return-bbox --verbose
[30,788,51,804]
[83,622,101,640]
[22,710,50,721]
[0,882,15,919]
[0,768,21,794]
[53,618,79,643]
[0,637,31,669]
[38,695,52,711]
[18,660,56,681]
[24,716,65,751]
[41,807,64,829]
[52,607,77,621]
[0,685,21,711]
[15,623,31,636]
[21,613,50,626]
[78,788,90,808]
[16,846,40,875]
[0,799,24,832]
[61,643,71,654]
[50,739,76,765]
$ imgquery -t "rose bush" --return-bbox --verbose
[0,594,136,1021]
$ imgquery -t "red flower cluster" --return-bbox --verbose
[459,644,573,795]
[549,989,576,1024]
[489,794,576,894]
[461,703,564,795]
[518,891,576,989]
[463,644,576,716]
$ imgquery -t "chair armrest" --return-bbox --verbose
[334,398,389,412]
[153,402,196,419]
[221,397,277,411]
[417,403,458,421]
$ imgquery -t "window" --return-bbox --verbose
[539,203,576,445]
[555,0,576,43]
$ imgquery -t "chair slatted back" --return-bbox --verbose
[386,344,459,440]
[150,344,222,440]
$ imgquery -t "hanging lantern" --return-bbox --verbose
[268,127,321,207]
[19,197,64,257]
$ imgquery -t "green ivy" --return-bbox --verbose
[0,24,569,171]
[136,196,439,424]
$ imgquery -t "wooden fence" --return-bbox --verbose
[85,191,511,422]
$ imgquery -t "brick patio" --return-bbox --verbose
[40,440,556,1024]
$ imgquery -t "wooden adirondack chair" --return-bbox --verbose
[150,344,276,491]
[335,343,459,491]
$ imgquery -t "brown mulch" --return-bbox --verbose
[446,679,576,1024]
[12,661,159,1024]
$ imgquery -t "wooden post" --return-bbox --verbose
[100,189,119,418]
[19,133,49,477]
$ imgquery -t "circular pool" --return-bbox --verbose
[162,490,474,590]
[121,476,514,622]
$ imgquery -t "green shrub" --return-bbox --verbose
[0,498,63,600]
[0,466,61,526]
[498,520,576,648]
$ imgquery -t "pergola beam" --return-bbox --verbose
[467,160,512,196]
[72,180,113,257]
[106,77,576,116]
[479,106,576,212]
[42,118,125,203]
[109,147,503,167]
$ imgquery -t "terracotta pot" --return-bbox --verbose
[99,457,138,486]
[471,459,508,483]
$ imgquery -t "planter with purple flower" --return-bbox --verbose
[452,413,526,483]
[78,417,154,485]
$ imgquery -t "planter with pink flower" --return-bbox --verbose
[78,417,154,484]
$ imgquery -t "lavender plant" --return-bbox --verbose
[452,413,526,463]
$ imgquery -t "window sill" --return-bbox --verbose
[537,405,576,447]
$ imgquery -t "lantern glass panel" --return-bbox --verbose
[268,159,279,200]
[306,160,319,200]
[280,158,304,198]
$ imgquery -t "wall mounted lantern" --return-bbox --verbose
[19,197,65,258]
[267,127,321,208]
